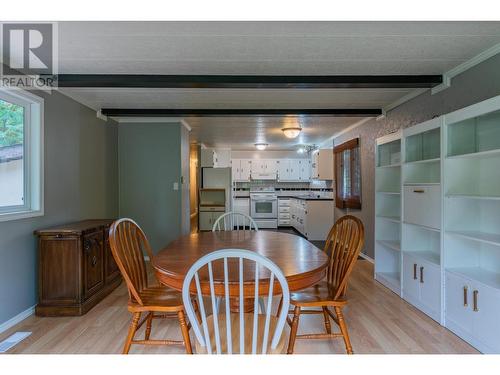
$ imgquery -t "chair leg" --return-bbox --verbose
[287,306,301,354]
[144,312,153,340]
[123,312,141,354]
[335,306,353,354]
[178,310,193,354]
[322,307,332,334]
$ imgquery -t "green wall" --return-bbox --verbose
[118,123,182,252]
[0,90,118,328]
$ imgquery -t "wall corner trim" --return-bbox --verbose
[0,305,36,335]
[181,119,192,132]
[359,252,374,264]
[431,42,500,95]
[96,109,108,121]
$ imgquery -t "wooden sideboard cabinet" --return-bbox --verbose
[34,219,122,316]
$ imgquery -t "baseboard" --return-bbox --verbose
[0,305,36,335]
[359,252,374,263]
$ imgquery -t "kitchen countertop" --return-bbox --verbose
[279,195,334,201]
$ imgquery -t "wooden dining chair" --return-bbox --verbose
[212,212,259,232]
[182,249,290,354]
[108,218,193,354]
[284,215,364,354]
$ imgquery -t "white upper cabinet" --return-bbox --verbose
[201,149,231,168]
[232,159,252,182]
[311,149,334,180]
[251,159,277,180]
[298,159,311,181]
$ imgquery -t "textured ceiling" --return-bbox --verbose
[58,21,500,75]
[55,21,500,150]
[182,116,367,150]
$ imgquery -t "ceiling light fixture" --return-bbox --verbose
[281,127,302,139]
[255,143,268,151]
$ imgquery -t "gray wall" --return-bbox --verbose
[334,54,500,259]
[118,122,183,252]
[0,91,118,326]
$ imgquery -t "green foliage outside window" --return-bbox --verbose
[0,99,24,148]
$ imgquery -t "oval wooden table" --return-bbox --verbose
[153,231,328,310]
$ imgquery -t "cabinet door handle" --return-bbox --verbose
[473,290,479,312]
[413,263,417,280]
[420,266,424,283]
[413,189,425,193]
[463,286,468,307]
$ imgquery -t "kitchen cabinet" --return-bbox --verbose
[199,209,225,231]
[290,198,334,240]
[251,159,277,180]
[298,159,311,181]
[201,149,231,168]
[402,253,441,322]
[311,149,334,180]
[445,270,500,353]
[278,198,291,226]
[232,159,252,181]
[233,197,250,216]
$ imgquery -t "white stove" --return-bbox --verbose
[249,187,278,228]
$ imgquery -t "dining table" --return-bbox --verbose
[152,230,329,311]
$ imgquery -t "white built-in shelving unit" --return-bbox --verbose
[374,131,402,295]
[374,94,500,353]
[443,95,500,354]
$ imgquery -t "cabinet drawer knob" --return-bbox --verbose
[413,189,425,193]
[91,255,98,267]
[463,286,468,307]
[473,290,479,312]
[420,266,424,283]
[413,263,417,280]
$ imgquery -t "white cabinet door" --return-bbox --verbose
[403,185,441,229]
[215,149,231,168]
[231,159,241,181]
[265,159,277,176]
[199,212,213,231]
[288,159,301,181]
[311,152,319,179]
[277,159,291,181]
[233,198,250,216]
[402,254,420,303]
[445,271,473,336]
[201,149,216,167]
[240,159,252,181]
[419,260,441,320]
[472,283,500,353]
[299,160,311,181]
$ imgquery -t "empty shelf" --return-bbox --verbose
[377,240,401,252]
[446,230,500,247]
[447,267,500,290]
[405,251,440,266]
[377,215,401,223]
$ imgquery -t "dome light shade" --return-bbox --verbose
[255,143,268,151]
[282,127,302,138]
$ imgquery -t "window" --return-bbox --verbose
[0,88,43,221]
[334,138,361,209]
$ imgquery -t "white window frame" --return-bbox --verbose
[0,87,44,222]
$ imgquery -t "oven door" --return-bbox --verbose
[250,197,277,219]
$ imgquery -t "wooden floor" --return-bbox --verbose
[0,260,477,354]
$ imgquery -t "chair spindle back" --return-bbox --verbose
[324,215,364,300]
[182,249,289,354]
[108,218,155,305]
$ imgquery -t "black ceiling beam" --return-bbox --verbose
[100,108,382,117]
[52,74,442,89]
